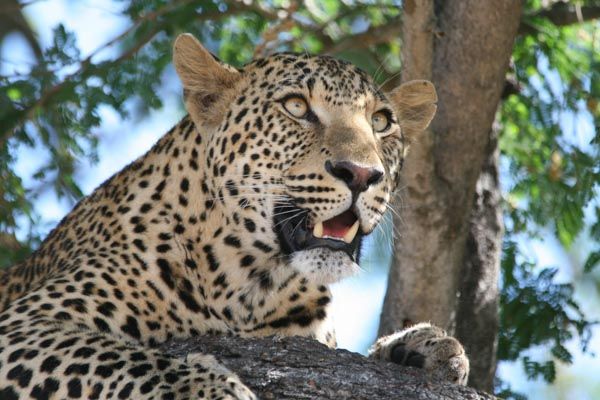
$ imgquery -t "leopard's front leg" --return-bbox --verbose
[369,322,469,385]
[0,318,256,400]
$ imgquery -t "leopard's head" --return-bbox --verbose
[174,34,436,283]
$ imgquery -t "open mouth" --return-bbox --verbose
[273,203,362,261]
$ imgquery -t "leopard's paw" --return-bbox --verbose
[193,373,256,400]
[369,322,469,385]
[186,353,257,400]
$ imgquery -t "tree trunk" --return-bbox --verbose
[455,125,503,390]
[162,335,497,400]
[379,0,521,392]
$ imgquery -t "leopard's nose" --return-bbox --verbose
[325,160,384,193]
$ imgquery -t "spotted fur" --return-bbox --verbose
[0,34,467,399]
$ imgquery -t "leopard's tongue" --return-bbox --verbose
[312,210,359,243]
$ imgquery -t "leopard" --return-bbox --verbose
[0,33,469,399]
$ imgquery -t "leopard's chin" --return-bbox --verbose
[288,247,361,284]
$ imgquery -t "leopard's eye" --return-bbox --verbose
[372,111,390,133]
[283,96,308,118]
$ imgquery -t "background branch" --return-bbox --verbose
[322,18,402,55]
[519,2,600,35]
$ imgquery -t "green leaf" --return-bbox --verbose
[551,343,573,364]
[584,251,600,273]
[7,88,21,101]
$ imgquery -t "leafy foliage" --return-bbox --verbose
[497,1,600,395]
[0,0,599,396]
[499,242,595,383]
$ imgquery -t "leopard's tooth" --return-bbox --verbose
[313,221,324,238]
[343,220,360,244]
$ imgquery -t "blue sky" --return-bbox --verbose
[3,1,600,397]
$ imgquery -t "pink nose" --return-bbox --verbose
[325,160,384,193]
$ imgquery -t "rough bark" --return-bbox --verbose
[162,335,496,400]
[379,0,522,392]
[455,125,503,390]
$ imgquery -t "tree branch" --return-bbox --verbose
[0,0,189,142]
[519,3,600,35]
[0,0,248,143]
[0,0,43,58]
[322,18,402,55]
[162,335,497,400]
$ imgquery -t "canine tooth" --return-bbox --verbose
[343,220,360,244]
[313,221,324,238]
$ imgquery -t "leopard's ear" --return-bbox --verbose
[173,34,240,127]
[388,80,437,142]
